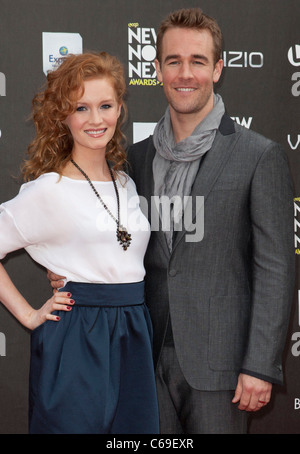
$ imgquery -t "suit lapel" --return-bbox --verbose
[172,115,241,251]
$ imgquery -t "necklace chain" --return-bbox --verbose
[70,159,131,251]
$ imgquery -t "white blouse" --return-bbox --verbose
[0,172,150,284]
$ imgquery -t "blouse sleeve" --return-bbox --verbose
[0,206,32,259]
[0,178,51,260]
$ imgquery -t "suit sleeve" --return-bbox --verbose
[241,143,295,384]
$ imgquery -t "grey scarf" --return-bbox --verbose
[152,93,225,250]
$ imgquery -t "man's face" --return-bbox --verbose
[155,27,223,122]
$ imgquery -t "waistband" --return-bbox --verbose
[59,281,145,307]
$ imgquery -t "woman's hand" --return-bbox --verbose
[26,292,75,330]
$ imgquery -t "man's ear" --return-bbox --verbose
[213,59,223,84]
[154,59,163,83]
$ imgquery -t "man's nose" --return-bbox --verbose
[179,62,193,79]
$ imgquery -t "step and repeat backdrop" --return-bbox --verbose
[0,0,299,434]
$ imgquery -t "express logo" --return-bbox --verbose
[59,46,68,56]
[128,23,161,86]
[42,32,82,76]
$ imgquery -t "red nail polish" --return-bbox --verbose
[70,299,75,304]
[66,306,71,310]
[67,293,71,297]
[56,316,60,321]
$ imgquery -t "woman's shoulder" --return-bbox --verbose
[1,173,63,216]
[19,172,62,192]
[15,173,65,205]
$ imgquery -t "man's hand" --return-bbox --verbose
[46,269,66,292]
[232,373,272,412]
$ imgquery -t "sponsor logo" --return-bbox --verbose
[291,72,300,97]
[0,71,6,138]
[0,332,6,357]
[42,32,82,75]
[222,50,264,68]
[288,45,300,66]
[59,46,68,56]
[288,134,300,150]
[294,197,300,254]
[128,23,161,86]
[291,291,300,357]
[288,45,300,97]
[0,72,5,96]
[230,117,253,128]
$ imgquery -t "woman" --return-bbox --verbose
[0,52,159,434]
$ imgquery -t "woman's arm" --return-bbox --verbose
[0,262,74,330]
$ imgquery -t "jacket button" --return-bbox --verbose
[169,269,177,277]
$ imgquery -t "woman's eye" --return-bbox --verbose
[101,104,112,110]
[76,106,86,112]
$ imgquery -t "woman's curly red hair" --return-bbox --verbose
[22,51,127,181]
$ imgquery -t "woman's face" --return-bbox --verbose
[64,77,121,157]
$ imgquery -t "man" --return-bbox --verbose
[49,8,294,433]
[126,8,294,433]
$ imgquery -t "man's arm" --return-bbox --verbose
[241,142,295,387]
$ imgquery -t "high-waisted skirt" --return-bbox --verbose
[29,281,160,434]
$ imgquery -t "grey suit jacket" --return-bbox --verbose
[127,114,295,391]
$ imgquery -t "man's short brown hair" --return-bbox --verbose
[156,8,223,65]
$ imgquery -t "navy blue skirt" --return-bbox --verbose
[29,281,159,434]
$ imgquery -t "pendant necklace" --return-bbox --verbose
[70,159,131,251]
